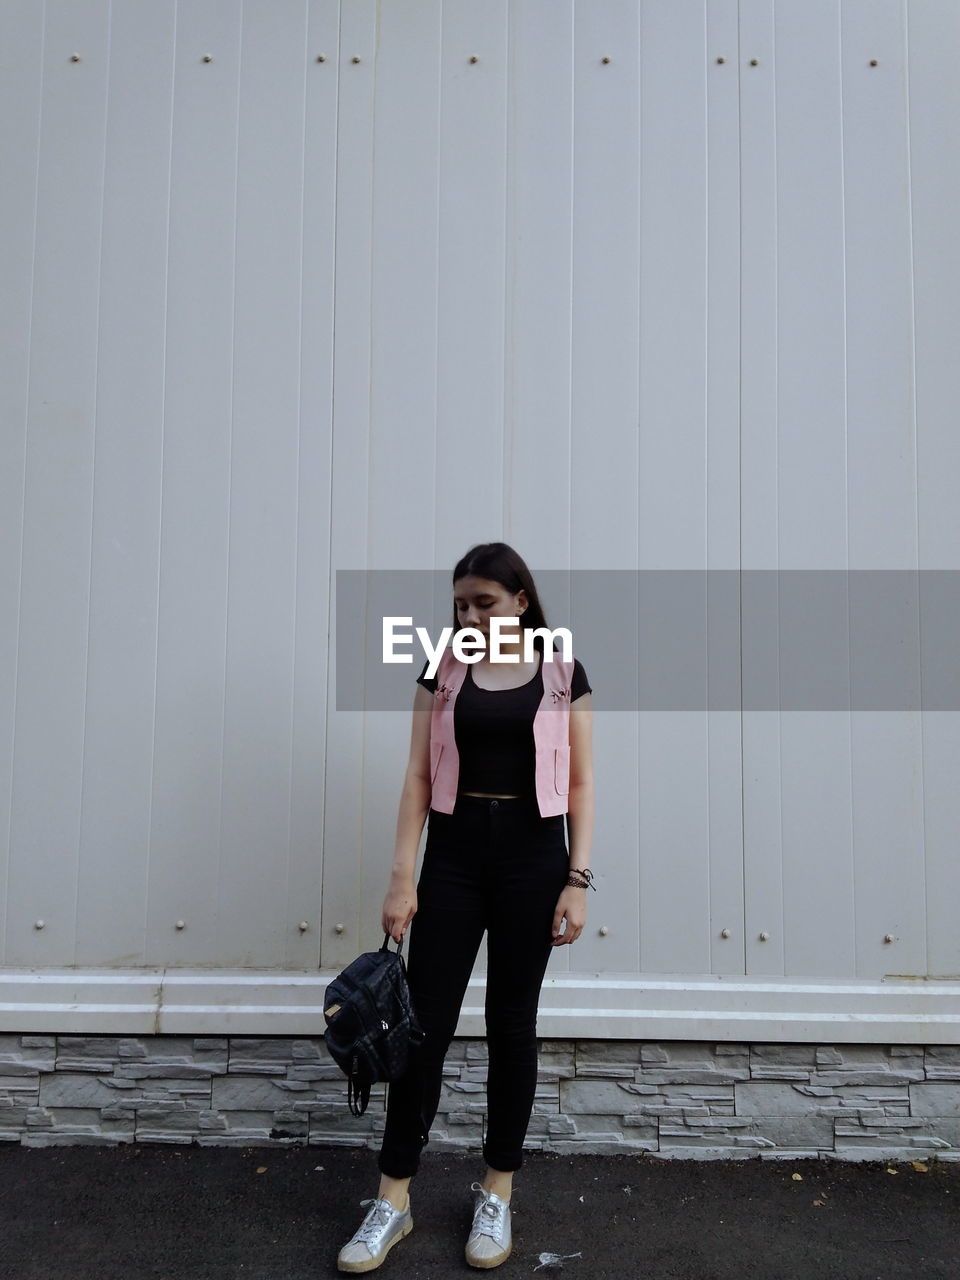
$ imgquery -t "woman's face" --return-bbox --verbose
[453,576,528,638]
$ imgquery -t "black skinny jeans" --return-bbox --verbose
[379,793,570,1178]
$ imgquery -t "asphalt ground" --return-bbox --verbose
[1,1144,958,1280]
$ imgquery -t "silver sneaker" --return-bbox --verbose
[337,1195,413,1274]
[465,1181,512,1269]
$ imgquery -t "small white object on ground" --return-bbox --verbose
[534,1251,583,1271]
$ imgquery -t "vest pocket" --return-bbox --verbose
[554,745,570,796]
[430,740,444,783]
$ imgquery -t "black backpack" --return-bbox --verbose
[322,934,425,1116]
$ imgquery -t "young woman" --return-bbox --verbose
[337,542,594,1273]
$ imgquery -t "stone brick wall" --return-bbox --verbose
[1,1034,958,1160]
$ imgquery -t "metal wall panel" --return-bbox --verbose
[909,0,960,980]
[569,0,643,974]
[738,0,785,978]
[705,1,745,978]
[0,2,957,1021]
[507,0,574,571]
[148,1,241,967]
[320,0,377,972]
[0,0,44,966]
[842,1,925,980]
[775,0,856,980]
[436,0,509,554]
[285,0,339,971]
[636,2,712,975]
[6,0,110,965]
[75,0,175,967]
[215,1,308,967]
[360,0,445,957]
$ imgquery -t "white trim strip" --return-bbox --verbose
[0,968,958,1041]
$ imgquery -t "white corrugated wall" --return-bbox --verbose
[0,1,958,1038]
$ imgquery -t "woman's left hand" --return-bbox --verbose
[551,886,587,946]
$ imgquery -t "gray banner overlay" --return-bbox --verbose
[335,570,959,711]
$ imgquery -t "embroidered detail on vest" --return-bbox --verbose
[550,687,572,703]
[435,682,454,702]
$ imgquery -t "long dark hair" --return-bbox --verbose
[450,542,553,651]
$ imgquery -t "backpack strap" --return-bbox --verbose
[347,1056,372,1118]
[347,1078,371,1117]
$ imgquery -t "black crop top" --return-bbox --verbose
[416,652,592,797]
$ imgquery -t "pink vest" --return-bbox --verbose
[428,646,576,817]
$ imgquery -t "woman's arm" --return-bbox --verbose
[382,683,434,943]
[551,692,594,946]
[566,691,594,873]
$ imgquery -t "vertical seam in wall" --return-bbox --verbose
[502,3,513,539]
[772,3,784,978]
[148,0,177,966]
[636,0,644,975]
[319,2,343,965]
[567,0,574,570]
[365,0,378,575]
[563,0,575,981]
[837,0,856,977]
[702,0,712,972]
[76,0,115,963]
[433,0,443,563]
[287,0,310,965]
[217,2,245,959]
[703,0,710,573]
[358,0,381,910]
[901,0,927,978]
[736,0,746,977]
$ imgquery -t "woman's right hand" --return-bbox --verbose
[382,881,417,944]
